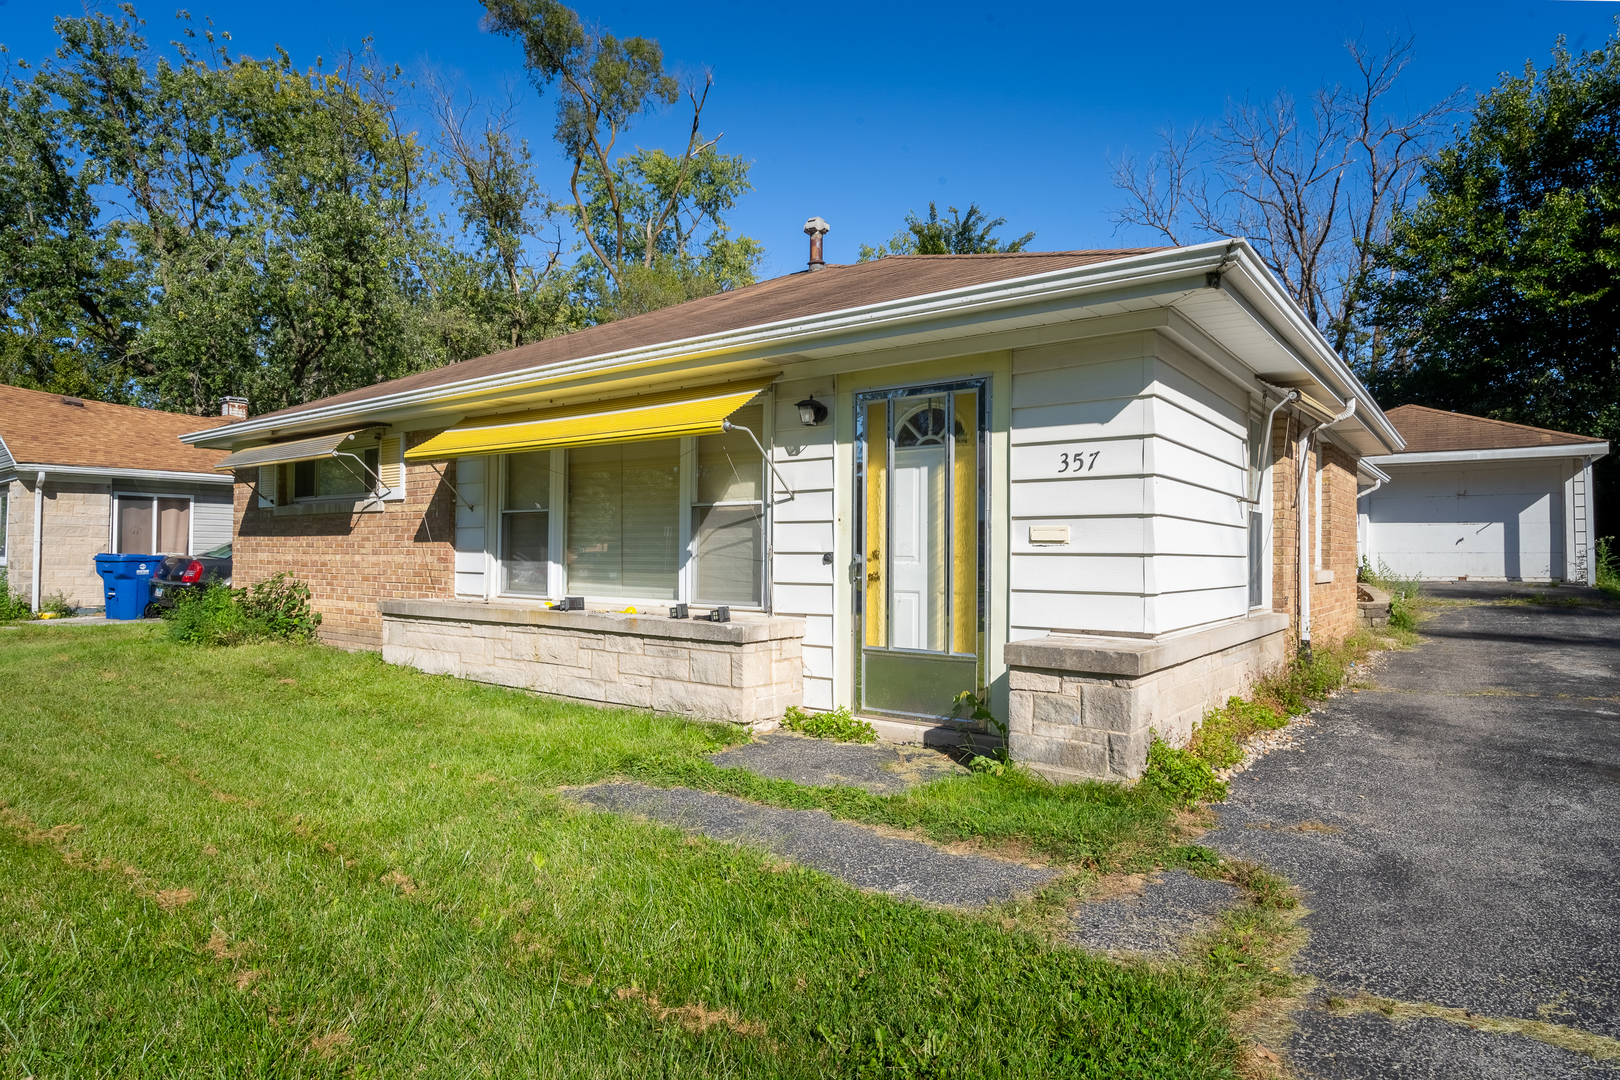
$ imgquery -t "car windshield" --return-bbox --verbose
[198,542,232,559]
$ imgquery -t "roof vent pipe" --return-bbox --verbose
[804,216,830,270]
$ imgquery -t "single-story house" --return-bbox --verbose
[0,384,238,612]
[181,236,1402,781]
[1359,405,1609,585]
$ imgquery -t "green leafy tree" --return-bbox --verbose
[858,202,1034,261]
[479,0,763,317]
[1365,30,1620,536]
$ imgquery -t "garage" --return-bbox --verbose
[1359,405,1609,584]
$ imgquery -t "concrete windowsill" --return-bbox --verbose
[378,597,805,645]
[1002,611,1291,678]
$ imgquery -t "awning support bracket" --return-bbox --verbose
[425,461,477,510]
[331,450,393,502]
[723,421,795,501]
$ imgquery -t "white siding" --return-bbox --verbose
[454,456,489,597]
[1008,331,1252,639]
[191,492,234,551]
[1363,461,1567,581]
[770,378,836,710]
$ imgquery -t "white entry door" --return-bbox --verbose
[890,445,947,650]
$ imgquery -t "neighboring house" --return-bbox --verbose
[182,237,1402,781]
[1360,405,1609,585]
[0,385,237,612]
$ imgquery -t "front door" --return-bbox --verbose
[856,380,987,721]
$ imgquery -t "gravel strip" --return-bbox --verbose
[1069,869,1243,956]
[710,730,967,794]
[570,782,1057,908]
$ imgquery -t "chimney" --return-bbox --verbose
[804,216,830,270]
[221,396,249,421]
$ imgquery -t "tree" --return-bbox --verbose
[1366,31,1620,538]
[429,80,575,351]
[858,202,1034,261]
[479,0,763,315]
[1111,37,1456,360]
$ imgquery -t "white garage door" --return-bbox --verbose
[1366,463,1565,581]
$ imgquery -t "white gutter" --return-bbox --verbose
[1214,247,1405,455]
[1365,442,1610,467]
[31,470,44,613]
[5,463,234,485]
[182,241,1339,449]
[1357,460,1392,501]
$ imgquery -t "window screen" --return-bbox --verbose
[156,498,189,554]
[293,449,380,499]
[691,403,765,606]
[567,439,680,600]
[501,452,550,595]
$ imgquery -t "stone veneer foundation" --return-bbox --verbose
[379,599,804,727]
[1004,612,1290,783]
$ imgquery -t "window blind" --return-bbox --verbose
[567,440,680,600]
[692,403,765,606]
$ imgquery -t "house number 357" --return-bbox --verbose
[1058,451,1100,473]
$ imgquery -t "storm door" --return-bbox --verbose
[855,380,987,720]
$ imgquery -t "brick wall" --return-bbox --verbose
[233,432,456,650]
[1270,421,1360,648]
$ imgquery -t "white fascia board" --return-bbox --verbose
[180,243,1245,449]
[1213,246,1404,454]
[11,463,236,485]
[1365,442,1610,467]
[1357,460,1392,484]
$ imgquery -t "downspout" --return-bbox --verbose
[31,470,45,613]
[1297,399,1358,659]
[1251,388,1300,503]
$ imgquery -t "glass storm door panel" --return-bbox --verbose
[118,496,155,554]
[856,383,986,721]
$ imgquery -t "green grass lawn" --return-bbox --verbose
[0,625,1278,1077]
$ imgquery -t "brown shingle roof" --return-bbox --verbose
[0,384,229,473]
[241,250,1163,426]
[1386,404,1600,453]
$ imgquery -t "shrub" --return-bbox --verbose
[164,573,322,646]
[1138,738,1228,806]
[239,572,322,640]
[39,590,78,617]
[0,569,32,620]
[781,704,877,743]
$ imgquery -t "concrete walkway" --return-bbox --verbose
[1208,583,1620,1078]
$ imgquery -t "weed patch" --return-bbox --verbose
[1141,628,1405,804]
[780,704,876,743]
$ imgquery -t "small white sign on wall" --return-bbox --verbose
[1029,525,1070,545]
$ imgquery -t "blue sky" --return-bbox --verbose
[3,0,1616,278]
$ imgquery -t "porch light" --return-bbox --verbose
[795,396,828,426]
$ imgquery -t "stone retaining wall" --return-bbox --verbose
[1004,612,1291,783]
[379,599,804,727]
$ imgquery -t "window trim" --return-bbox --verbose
[111,491,195,555]
[290,443,383,504]
[489,392,774,610]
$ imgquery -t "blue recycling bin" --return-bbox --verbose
[94,553,159,620]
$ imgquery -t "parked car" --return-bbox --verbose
[144,542,232,616]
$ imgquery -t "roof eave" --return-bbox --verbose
[179,243,1248,450]
[1365,442,1610,467]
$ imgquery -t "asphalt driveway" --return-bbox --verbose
[1208,583,1620,1079]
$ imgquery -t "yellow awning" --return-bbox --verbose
[405,376,778,461]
